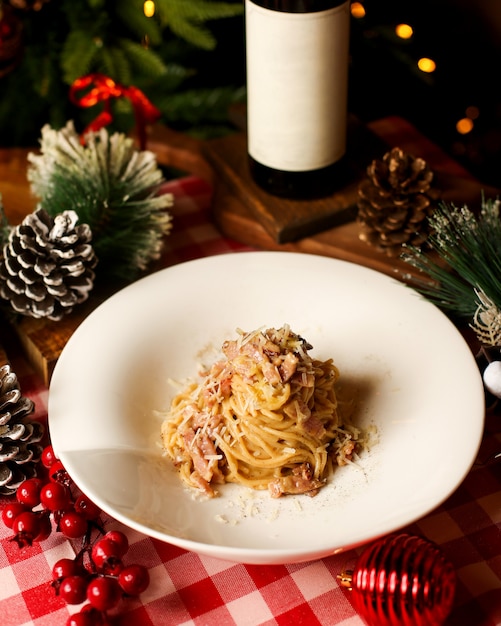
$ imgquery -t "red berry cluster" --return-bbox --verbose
[2,445,98,547]
[53,529,150,626]
[1,446,150,626]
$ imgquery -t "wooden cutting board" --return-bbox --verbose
[204,115,499,282]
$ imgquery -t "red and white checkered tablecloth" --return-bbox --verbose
[1,176,501,626]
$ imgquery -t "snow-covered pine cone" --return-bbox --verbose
[0,364,44,495]
[0,208,97,320]
[357,147,440,256]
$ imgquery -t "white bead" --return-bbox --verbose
[483,361,501,398]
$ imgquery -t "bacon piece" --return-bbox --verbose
[242,339,266,363]
[283,399,326,439]
[182,428,224,484]
[222,340,239,360]
[301,415,326,438]
[189,470,214,497]
[283,398,311,422]
[218,376,232,398]
[261,339,281,358]
[268,463,325,498]
[262,361,281,384]
[278,351,298,382]
[337,440,356,465]
[191,411,222,433]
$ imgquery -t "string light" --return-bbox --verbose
[456,118,474,135]
[456,106,480,135]
[351,2,365,19]
[395,24,413,40]
[417,57,436,73]
[465,105,480,120]
[144,1,155,18]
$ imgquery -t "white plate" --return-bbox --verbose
[48,251,485,564]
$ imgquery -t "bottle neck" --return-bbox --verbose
[248,0,348,13]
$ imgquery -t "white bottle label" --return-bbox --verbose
[246,1,350,172]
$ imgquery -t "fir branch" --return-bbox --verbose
[0,196,11,248]
[119,39,169,80]
[155,0,244,50]
[403,197,501,319]
[115,0,163,46]
[61,30,100,84]
[26,122,173,283]
[100,45,133,86]
[155,85,246,125]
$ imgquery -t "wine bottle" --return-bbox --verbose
[245,0,350,199]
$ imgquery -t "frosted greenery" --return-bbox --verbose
[471,289,501,347]
[0,196,10,249]
[27,122,173,284]
[402,196,501,321]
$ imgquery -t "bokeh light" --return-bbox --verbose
[144,1,155,18]
[417,57,436,73]
[395,24,413,39]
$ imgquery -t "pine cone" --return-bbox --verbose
[357,147,440,256]
[0,208,98,321]
[0,364,44,495]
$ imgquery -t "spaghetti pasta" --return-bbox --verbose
[160,325,359,498]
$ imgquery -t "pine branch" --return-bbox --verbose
[115,0,163,46]
[402,197,501,319]
[119,39,169,80]
[100,45,133,86]
[26,122,173,283]
[155,85,246,124]
[61,30,100,84]
[0,196,10,248]
[155,0,244,50]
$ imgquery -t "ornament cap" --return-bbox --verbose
[336,569,353,590]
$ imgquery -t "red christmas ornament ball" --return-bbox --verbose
[340,533,456,626]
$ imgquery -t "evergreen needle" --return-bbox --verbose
[27,122,173,284]
[403,197,501,319]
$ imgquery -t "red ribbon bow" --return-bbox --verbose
[69,74,161,150]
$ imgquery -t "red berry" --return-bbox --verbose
[59,511,88,539]
[118,564,150,595]
[2,501,28,528]
[40,481,71,511]
[66,613,94,626]
[103,530,128,557]
[86,576,121,611]
[59,574,88,605]
[80,604,111,626]
[12,510,41,547]
[16,478,44,508]
[74,494,101,521]
[35,512,52,542]
[49,460,71,486]
[67,605,109,626]
[53,557,83,580]
[91,538,123,575]
[41,445,57,468]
